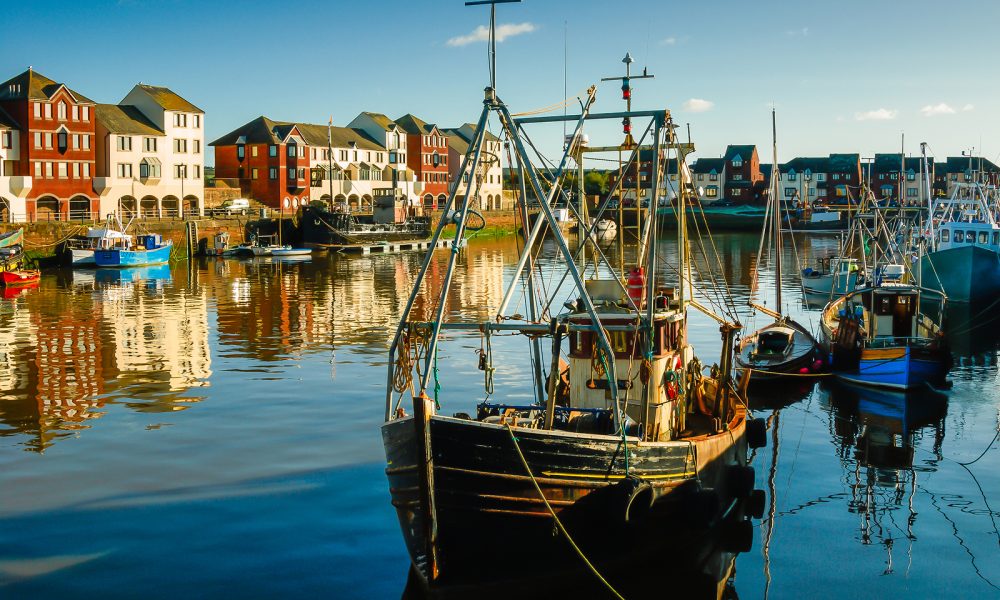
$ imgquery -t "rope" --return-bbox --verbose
[511,87,593,117]
[504,425,626,600]
[957,428,1000,466]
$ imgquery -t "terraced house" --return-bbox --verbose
[94,84,205,218]
[0,68,98,222]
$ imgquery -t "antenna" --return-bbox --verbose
[601,52,654,149]
[465,0,522,90]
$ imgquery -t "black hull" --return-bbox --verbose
[382,414,749,590]
[736,319,823,382]
[300,206,431,247]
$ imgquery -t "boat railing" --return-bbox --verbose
[868,336,934,349]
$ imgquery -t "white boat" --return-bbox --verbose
[65,227,132,267]
[801,256,860,296]
[270,248,312,257]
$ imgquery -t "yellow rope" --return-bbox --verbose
[511,87,593,117]
[504,425,626,600]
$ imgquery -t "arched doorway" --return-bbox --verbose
[0,197,9,223]
[36,196,59,221]
[486,194,494,210]
[361,194,372,211]
[437,194,446,210]
[69,195,91,220]
[348,194,359,210]
[183,195,199,217]
[423,194,433,209]
[161,196,179,218]
[140,195,159,218]
[119,195,137,218]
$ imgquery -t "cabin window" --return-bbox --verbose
[993,232,999,246]
[979,231,989,244]
[940,229,949,243]
[966,231,976,243]
[954,231,963,243]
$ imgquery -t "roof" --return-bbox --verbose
[133,84,203,113]
[723,145,756,162]
[445,133,470,156]
[692,157,725,173]
[441,124,500,144]
[95,104,163,136]
[828,153,860,173]
[942,156,1000,173]
[0,68,95,104]
[209,116,383,150]
[782,157,828,173]
[394,113,436,135]
[0,105,17,129]
[361,112,397,131]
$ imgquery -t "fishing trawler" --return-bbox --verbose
[736,111,823,382]
[300,197,430,247]
[381,3,765,592]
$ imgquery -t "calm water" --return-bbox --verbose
[1,234,998,599]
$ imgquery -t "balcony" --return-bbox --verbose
[92,176,112,196]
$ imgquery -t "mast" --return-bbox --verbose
[772,109,782,313]
[328,116,335,210]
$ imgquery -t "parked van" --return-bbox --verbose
[214,198,250,215]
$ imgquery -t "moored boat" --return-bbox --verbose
[94,233,172,267]
[381,15,765,592]
[1,268,41,287]
[301,204,431,247]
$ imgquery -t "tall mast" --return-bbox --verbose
[328,116,335,209]
[772,109,782,313]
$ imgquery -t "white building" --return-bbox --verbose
[94,84,204,218]
[0,107,23,222]
[442,123,504,210]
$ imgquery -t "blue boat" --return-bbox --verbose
[819,284,951,390]
[94,264,173,285]
[94,234,172,267]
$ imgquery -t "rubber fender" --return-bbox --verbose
[747,417,767,449]
[746,489,766,520]
[685,487,721,528]
[722,519,754,553]
[618,476,654,523]
[727,465,756,499]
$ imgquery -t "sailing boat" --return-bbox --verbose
[736,111,823,381]
[381,2,766,592]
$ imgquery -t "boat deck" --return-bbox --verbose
[324,239,450,255]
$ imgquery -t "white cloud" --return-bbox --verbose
[683,98,714,113]
[962,103,975,112]
[786,27,809,37]
[920,103,956,117]
[661,37,677,45]
[447,22,536,47]
[854,108,897,121]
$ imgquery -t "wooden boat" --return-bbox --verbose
[270,247,312,257]
[801,256,860,296]
[94,233,172,267]
[0,228,24,249]
[819,284,951,390]
[736,111,823,382]
[300,205,431,247]
[381,24,766,593]
[1,269,40,287]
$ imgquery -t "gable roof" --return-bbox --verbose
[0,106,18,129]
[394,113,437,135]
[95,104,164,136]
[444,131,470,156]
[942,156,1000,174]
[692,157,725,173]
[782,157,828,173]
[133,84,202,113]
[828,153,860,173]
[441,123,500,144]
[723,144,756,162]
[360,112,398,131]
[209,115,383,150]
[0,68,95,104]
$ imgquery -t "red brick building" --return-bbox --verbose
[0,68,99,221]
[394,114,449,208]
[722,145,763,203]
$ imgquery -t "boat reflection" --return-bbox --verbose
[822,382,947,571]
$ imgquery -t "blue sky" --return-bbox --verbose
[3,0,998,166]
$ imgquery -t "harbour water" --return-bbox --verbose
[1,234,998,598]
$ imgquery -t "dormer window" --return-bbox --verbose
[788,171,797,182]
[237,144,245,160]
[804,169,812,181]
[287,142,297,157]
[731,155,743,168]
[57,127,68,153]
[57,101,67,120]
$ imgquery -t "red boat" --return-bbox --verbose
[1,269,40,287]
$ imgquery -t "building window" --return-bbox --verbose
[907,172,915,181]
[82,135,90,150]
[33,103,41,119]
[44,132,52,148]
[1,131,11,148]
[143,137,157,152]
[907,187,918,198]
[72,105,79,121]
[174,113,188,127]
[731,174,743,181]
[82,106,90,121]
[34,132,41,148]
[785,187,796,197]
[45,162,53,177]
[194,165,201,179]
[57,131,67,152]
[175,164,186,178]
[251,146,258,157]
[788,172,797,181]
[251,168,259,180]
[237,145,245,159]
[288,168,296,179]
[57,102,67,120]
[72,162,80,178]
[174,139,187,153]
[117,163,133,178]
[58,162,68,178]
[117,136,132,151]
[72,134,79,149]
[297,168,305,180]
[44,103,52,119]
[269,167,278,180]
[731,158,743,168]
[34,162,41,177]
[193,140,200,154]
[193,115,200,128]
[705,186,718,198]
[83,163,90,177]
[269,145,277,157]
[731,189,741,198]
[709,172,718,181]
[287,145,296,157]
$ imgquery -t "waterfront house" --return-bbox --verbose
[722,145,763,203]
[395,114,450,209]
[936,156,1000,196]
[441,123,504,210]
[691,157,726,203]
[94,84,205,219]
[0,68,98,222]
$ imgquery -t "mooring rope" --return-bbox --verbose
[504,425,626,600]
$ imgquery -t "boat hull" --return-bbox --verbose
[736,319,822,381]
[918,244,1000,303]
[94,242,172,267]
[802,270,858,296]
[612,205,767,232]
[383,411,748,589]
[300,206,431,247]
[1,269,40,287]
[831,345,949,390]
[69,248,96,266]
